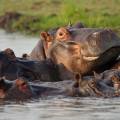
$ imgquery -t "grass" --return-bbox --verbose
[0,0,120,36]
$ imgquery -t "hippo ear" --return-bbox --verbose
[22,53,29,59]
[40,32,47,41]
[67,21,72,27]
[74,73,82,87]
[40,32,52,42]
[93,71,101,79]
[83,56,99,61]
[4,48,16,60]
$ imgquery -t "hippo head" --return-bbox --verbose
[0,48,16,77]
[3,48,16,60]
[0,78,12,99]
[5,78,34,101]
[40,22,85,51]
[40,29,69,59]
[72,73,107,97]
[39,22,85,57]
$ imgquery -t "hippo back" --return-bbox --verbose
[69,28,120,57]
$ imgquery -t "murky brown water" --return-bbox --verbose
[0,30,120,120]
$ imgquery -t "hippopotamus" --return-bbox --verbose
[70,69,120,97]
[23,22,85,61]
[26,22,85,80]
[33,69,120,97]
[1,69,120,101]
[0,48,61,81]
[0,77,63,101]
[47,28,120,78]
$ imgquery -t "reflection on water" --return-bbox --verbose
[0,30,120,120]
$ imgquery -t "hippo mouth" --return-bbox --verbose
[60,41,100,61]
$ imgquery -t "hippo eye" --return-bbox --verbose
[59,32,63,36]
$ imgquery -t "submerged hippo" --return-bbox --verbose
[1,69,120,101]
[66,69,120,97]
[0,48,61,81]
[0,77,62,101]
[48,28,120,77]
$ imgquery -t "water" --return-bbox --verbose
[0,29,120,120]
[0,30,38,56]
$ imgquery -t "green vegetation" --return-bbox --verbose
[0,0,120,35]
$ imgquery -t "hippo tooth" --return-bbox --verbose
[92,32,99,37]
[83,56,99,61]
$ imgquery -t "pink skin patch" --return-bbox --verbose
[15,79,30,93]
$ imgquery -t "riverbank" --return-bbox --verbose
[0,0,120,36]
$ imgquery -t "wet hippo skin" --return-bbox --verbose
[0,78,61,101]
[0,49,61,82]
[47,27,120,76]
[1,69,120,101]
